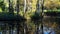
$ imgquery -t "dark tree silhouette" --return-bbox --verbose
[9,0,14,15]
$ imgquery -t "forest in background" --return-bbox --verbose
[0,0,60,34]
[0,0,60,20]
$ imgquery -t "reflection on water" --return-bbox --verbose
[0,20,60,34]
[0,21,24,34]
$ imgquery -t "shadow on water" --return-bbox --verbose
[0,20,43,34]
[0,12,26,21]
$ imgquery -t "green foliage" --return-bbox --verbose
[31,12,41,20]
[0,0,60,34]
[0,0,3,2]
[44,0,60,12]
[0,1,5,11]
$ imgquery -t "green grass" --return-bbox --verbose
[44,9,60,12]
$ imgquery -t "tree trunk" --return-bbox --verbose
[17,0,20,15]
[9,0,14,15]
[24,0,26,13]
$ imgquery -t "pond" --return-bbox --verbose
[0,20,60,34]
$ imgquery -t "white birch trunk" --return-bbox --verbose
[24,0,26,13]
[24,0,26,33]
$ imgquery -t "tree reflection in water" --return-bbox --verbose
[0,21,24,34]
[0,20,59,34]
[43,25,55,34]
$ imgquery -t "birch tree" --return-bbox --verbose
[24,0,26,34]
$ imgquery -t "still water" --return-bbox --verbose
[0,20,60,34]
